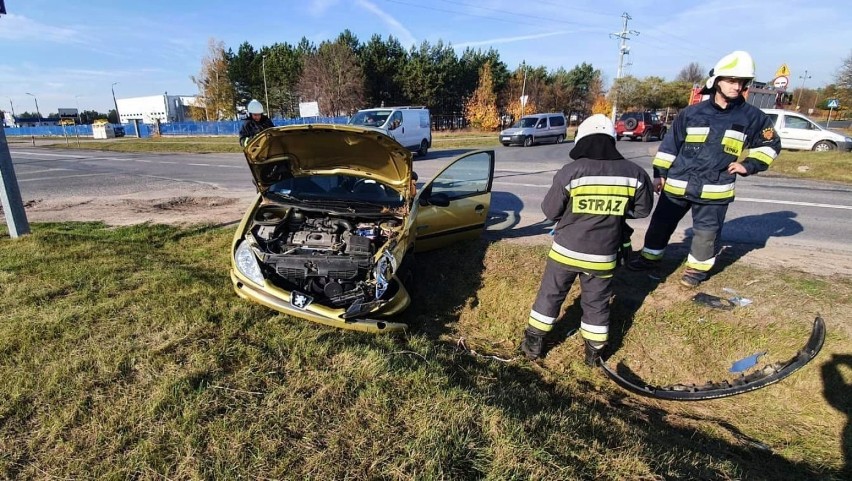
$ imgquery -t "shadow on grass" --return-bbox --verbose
[823,354,852,479]
[442,350,841,480]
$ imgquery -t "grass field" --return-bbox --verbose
[1,223,849,479]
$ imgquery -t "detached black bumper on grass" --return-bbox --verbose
[600,317,826,401]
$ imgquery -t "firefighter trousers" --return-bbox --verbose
[528,258,612,344]
[641,193,729,274]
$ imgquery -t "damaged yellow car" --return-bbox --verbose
[231,124,495,333]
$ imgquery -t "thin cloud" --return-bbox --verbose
[0,13,85,44]
[455,30,575,48]
[355,0,417,48]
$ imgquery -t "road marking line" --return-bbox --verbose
[736,197,852,210]
[495,181,852,210]
[18,173,112,182]
[10,151,86,159]
[19,168,74,175]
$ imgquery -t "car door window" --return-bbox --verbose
[536,118,547,129]
[389,111,403,130]
[430,152,492,200]
[784,116,812,130]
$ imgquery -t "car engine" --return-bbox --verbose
[247,205,401,307]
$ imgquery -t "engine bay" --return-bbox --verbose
[247,204,402,308]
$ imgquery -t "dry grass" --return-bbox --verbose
[0,224,849,479]
[769,150,852,183]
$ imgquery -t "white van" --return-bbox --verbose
[762,109,851,152]
[348,106,432,156]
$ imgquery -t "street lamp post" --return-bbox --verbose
[262,55,270,115]
[111,82,121,125]
[7,98,15,118]
[795,70,811,111]
[25,92,42,126]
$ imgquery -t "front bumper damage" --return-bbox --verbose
[599,317,826,401]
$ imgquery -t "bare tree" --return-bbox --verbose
[191,38,236,120]
[676,62,706,84]
[297,41,365,116]
[837,50,852,89]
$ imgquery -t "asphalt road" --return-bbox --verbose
[7,140,852,256]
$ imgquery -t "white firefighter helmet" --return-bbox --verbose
[705,51,756,89]
[574,114,615,143]
[247,99,264,114]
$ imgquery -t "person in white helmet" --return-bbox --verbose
[628,51,781,287]
[239,99,274,147]
[520,114,653,365]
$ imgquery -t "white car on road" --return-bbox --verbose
[762,108,852,152]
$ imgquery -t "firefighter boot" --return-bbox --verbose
[584,340,606,367]
[627,254,659,271]
[521,327,547,360]
[680,268,708,288]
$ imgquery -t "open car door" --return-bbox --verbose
[413,150,495,252]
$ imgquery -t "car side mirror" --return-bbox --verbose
[419,191,450,207]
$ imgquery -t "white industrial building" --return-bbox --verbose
[116,94,200,124]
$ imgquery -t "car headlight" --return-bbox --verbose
[845,137,852,143]
[235,240,265,286]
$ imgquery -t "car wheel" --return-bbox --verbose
[616,135,623,141]
[813,140,836,152]
[642,130,651,142]
[659,128,667,140]
[523,136,533,147]
[555,134,564,144]
[418,139,429,157]
[624,118,638,130]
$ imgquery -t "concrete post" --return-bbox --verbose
[0,125,31,238]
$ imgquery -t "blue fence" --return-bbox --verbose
[5,116,349,138]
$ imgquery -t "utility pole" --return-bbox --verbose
[520,61,528,117]
[111,82,121,125]
[262,55,270,115]
[25,92,42,126]
[609,12,639,123]
[795,70,811,111]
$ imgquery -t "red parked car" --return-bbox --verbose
[615,112,666,142]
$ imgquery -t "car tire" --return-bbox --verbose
[555,134,564,144]
[523,136,533,147]
[642,130,651,142]
[812,140,836,152]
[418,139,429,157]
[659,128,667,140]
[624,118,638,130]
[616,135,623,141]
[501,142,510,147]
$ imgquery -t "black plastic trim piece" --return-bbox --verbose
[599,317,826,401]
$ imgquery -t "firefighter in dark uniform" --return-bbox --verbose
[521,114,654,365]
[239,99,274,148]
[628,51,782,287]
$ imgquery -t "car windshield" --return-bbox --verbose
[511,118,538,128]
[269,174,404,209]
[349,110,392,127]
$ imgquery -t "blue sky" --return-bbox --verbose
[2,0,851,115]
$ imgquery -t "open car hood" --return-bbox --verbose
[243,124,412,194]
[599,317,826,401]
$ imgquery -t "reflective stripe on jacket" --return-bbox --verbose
[652,97,781,204]
[543,157,653,276]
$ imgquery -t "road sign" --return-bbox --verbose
[827,99,840,109]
